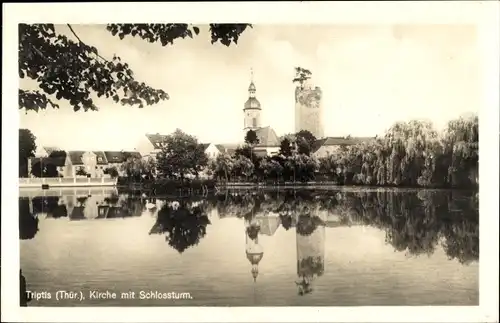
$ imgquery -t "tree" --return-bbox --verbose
[19,23,252,112]
[234,145,252,159]
[296,130,317,149]
[233,155,254,181]
[156,129,208,180]
[244,129,260,161]
[293,67,312,89]
[285,154,319,182]
[279,137,293,157]
[103,166,119,179]
[296,137,312,156]
[30,159,60,178]
[211,152,234,182]
[245,130,259,146]
[260,158,284,182]
[121,156,155,181]
[75,167,89,177]
[19,129,37,177]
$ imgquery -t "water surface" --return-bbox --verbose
[19,187,479,306]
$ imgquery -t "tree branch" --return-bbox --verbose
[67,23,109,63]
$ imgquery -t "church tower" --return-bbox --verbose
[243,68,262,133]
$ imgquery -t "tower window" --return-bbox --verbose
[252,118,257,128]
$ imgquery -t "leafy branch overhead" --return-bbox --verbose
[18,23,252,113]
[106,23,252,47]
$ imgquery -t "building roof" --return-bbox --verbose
[215,144,240,154]
[67,151,86,165]
[215,144,225,152]
[312,136,375,153]
[255,126,280,147]
[29,157,67,167]
[34,146,48,157]
[244,97,261,110]
[104,151,125,163]
[93,151,108,165]
[43,146,61,155]
[104,151,142,163]
[145,133,169,149]
[200,143,211,151]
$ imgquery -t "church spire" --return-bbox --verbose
[248,68,256,97]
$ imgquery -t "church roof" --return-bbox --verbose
[244,97,261,110]
[255,126,280,147]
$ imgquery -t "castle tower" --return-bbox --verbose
[243,68,262,133]
[245,216,264,282]
[294,84,324,138]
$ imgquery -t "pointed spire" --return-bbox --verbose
[248,68,256,93]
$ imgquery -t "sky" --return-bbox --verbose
[19,24,479,151]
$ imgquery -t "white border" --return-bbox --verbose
[2,1,499,322]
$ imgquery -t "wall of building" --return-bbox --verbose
[205,144,221,159]
[81,152,97,177]
[265,147,280,156]
[295,86,324,138]
[243,109,261,131]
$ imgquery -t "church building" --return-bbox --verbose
[241,69,281,157]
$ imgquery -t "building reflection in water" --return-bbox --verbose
[22,189,145,224]
[244,215,263,282]
[19,189,479,302]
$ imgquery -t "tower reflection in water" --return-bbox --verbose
[295,213,325,295]
[242,199,327,296]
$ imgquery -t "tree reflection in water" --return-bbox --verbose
[19,197,38,240]
[149,200,211,254]
[296,215,324,237]
[213,189,479,264]
[19,189,478,265]
[31,196,68,218]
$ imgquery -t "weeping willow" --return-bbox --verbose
[319,115,478,189]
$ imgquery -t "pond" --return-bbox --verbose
[19,187,479,306]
